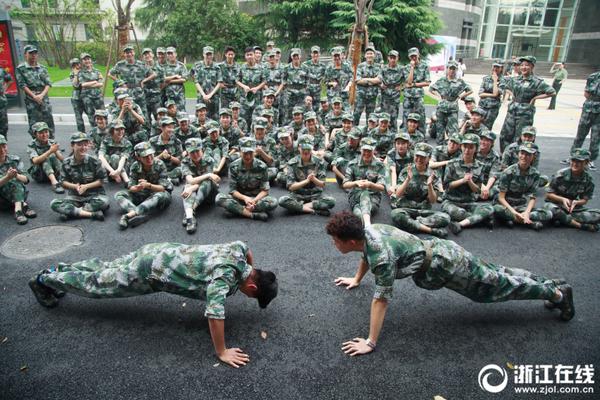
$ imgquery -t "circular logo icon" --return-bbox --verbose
[478,364,508,393]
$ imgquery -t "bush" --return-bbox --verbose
[75,42,110,66]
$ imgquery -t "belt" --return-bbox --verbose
[417,242,433,275]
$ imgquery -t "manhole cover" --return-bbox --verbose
[1,225,83,260]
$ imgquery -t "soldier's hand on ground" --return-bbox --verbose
[335,277,359,290]
[217,348,250,368]
[341,338,374,357]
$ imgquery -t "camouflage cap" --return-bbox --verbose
[266,40,275,47]
[113,80,127,89]
[134,141,155,157]
[141,48,153,55]
[447,60,459,69]
[304,111,317,121]
[341,112,353,121]
[239,137,257,153]
[266,50,275,58]
[480,130,497,141]
[407,113,421,122]
[521,126,537,136]
[332,96,343,104]
[414,142,433,157]
[471,107,486,116]
[394,131,411,142]
[111,119,125,130]
[290,48,301,56]
[94,109,109,118]
[297,135,314,150]
[378,112,390,122]
[274,47,282,54]
[493,59,504,67]
[519,142,538,154]
[219,108,232,116]
[463,95,476,103]
[277,128,291,139]
[166,46,176,53]
[185,138,203,152]
[348,128,361,140]
[122,45,134,52]
[261,108,275,117]
[32,122,50,133]
[253,46,263,52]
[263,88,275,97]
[80,53,92,60]
[160,116,176,126]
[368,114,379,123]
[23,44,38,54]
[207,121,220,133]
[570,148,591,161]
[157,107,168,114]
[292,106,304,115]
[70,132,90,143]
[449,133,462,143]
[177,113,190,122]
[69,58,80,66]
[513,58,522,65]
[519,55,536,65]
[388,50,399,57]
[116,93,130,101]
[254,117,268,129]
[311,45,320,53]
[461,133,480,145]
[195,102,207,110]
[331,48,342,56]
[165,99,177,107]
[408,47,420,57]
[230,101,241,109]
[0,135,6,145]
[365,46,375,53]
[156,47,166,54]
[320,96,328,103]
[360,136,376,151]
[203,46,214,55]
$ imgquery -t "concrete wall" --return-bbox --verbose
[434,0,482,58]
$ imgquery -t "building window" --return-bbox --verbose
[462,20,474,41]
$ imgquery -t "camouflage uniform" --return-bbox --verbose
[283,64,308,123]
[362,224,560,304]
[353,61,382,126]
[27,138,62,182]
[385,147,412,188]
[401,62,430,135]
[202,132,230,168]
[89,125,110,154]
[332,138,361,184]
[273,140,297,187]
[181,152,218,213]
[37,241,253,320]
[143,63,165,121]
[324,109,345,134]
[238,64,267,126]
[50,154,110,217]
[70,69,86,132]
[368,125,395,159]
[478,74,505,130]
[78,66,105,128]
[343,155,386,218]
[163,61,189,112]
[252,104,280,129]
[98,135,133,172]
[149,133,184,181]
[219,62,240,109]
[192,61,222,119]
[324,61,352,107]
[570,72,600,162]
[0,153,29,209]
[378,62,404,129]
[109,60,151,118]
[16,61,54,138]
[254,133,278,181]
[302,58,326,112]
[0,68,13,138]
[264,62,284,122]
[430,77,472,144]
[476,147,501,198]
[174,123,200,144]
[432,142,461,182]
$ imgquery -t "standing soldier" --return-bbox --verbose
[141,48,164,123]
[108,46,155,121]
[499,56,555,153]
[429,60,473,144]
[325,48,352,108]
[156,47,167,67]
[193,46,222,120]
[237,47,267,128]
[220,46,240,110]
[353,47,382,126]
[378,50,403,130]
[263,50,285,125]
[478,60,505,130]
[0,63,13,138]
[303,46,326,112]
[77,53,105,130]
[282,48,308,124]
[0,135,37,224]
[162,47,188,112]
[69,58,86,133]
[16,45,54,138]
[401,48,430,135]
[548,62,568,110]
[27,122,64,193]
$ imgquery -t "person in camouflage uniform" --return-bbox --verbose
[562,71,600,170]
[429,60,473,145]
[458,95,476,132]
[401,48,430,135]
[109,45,155,120]
[494,142,552,230]
[141,48,165,123]
[327,213,575,357]
[325,48,352,108]
[302,46,326,112]
[331,128,361,186]
[545,148,600,231]
[318,97,329,125]
[500,126,549,187]
[50,133,109,221]
[149,117,184,184]
[328,112,354,156]
[385,132,413,192]
[69,58,86,133]
[476,130,501,203]
[343,137,386,225]
[16,45,55,138]
[278,138,335,216]
[442,134,495,234]
[162,47,188,112]
[180,138,220,234]
[478,60,505,130]
[401,113,426,145]
[203,121,231,176]
[324,97,345,135]
[0,135,36,224]
[98,120,132,185]
[273,128,297,187]
[111,93,148,145]
[215,137,278,221]
[263,51,285,124]
[28,240,278,368]
[192,46,222,120]
[282,48,308,124]
[297,111,330,163]
[252,117,277,181]
[77,53,105,130]
[174,114,200,145]
[150,107,168,137]
[389,143,450,237]
[230,101,248,134]
[368,112,395,160]
[430,133,462,194]
[460,106,489,137]
[252,89,280,128]
[286,106,305,139]
[27,122,64,193]
[237,47,267,128]
[499,56,555,153]
[0,65,13,138]
[218,109,243,156]
[192,103,216,139]
[378,50,403,130]
[353,47,381,126]
[114,141,173,229]
[88,110,110,153]
[219,47,241,110]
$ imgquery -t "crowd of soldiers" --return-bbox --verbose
[1,42,599,236]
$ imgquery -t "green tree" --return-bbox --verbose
[331,0,443,60]
[135,0,265,59]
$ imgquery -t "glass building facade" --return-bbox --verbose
[478,0,579,62]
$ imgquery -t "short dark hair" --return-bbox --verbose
[224,46,235,54]
[254,269,278,309]
[245,47,254,55]
[325,211,365,241]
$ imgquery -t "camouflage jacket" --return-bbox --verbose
[546,168,594,206]
[264,63,284,90]
[27,139,60,161]
[98,136,133,159]
[478,75,505,108]
[505,74,555,112]
[0,68,14,104]
[60,154,107,195]
[202,136,230,160]
[378,64,404,97]
[192,61,222,93]
[16,62,52,92]
[583,72,600,113]
[332,141,360,166]
[356,61,382,97]
[401,62,430,99]
[78,67,103,99]
[500,142,540,170]
[386,149,413,180]
[324,63,352,98]
[220,126,244,149]
[395,164,438,209]
[0,154,27,179]
[283,64,307,92]
[162,61,188,98]
[143,63,164,97]
[109,60,150,99]
[368,127,395,157]
[430,77,472,112]
[128,158,173,193]
[228,157,270,196]
[302,60,326,87]
[343,157,386,194]
[180,153,215,178]
[219,61,240,91]
[476,149,501,183]
[274,143,297,171]
[174,125,201,144]
[443,158,486,203]
[149,134,183,169]
[89,126,110,152]
[496,163,540,206]
[286,155,327,197]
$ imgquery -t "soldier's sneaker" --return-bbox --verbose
[505,220,514,228]
[530,221,543,231]
[485,217,495,230]
[53,183,65,194]
[314,209,331,217]
[91,211,105,221]
[557,284,575,321]
[580,223,599,232]
[14,210,28,225]
[129,214,149,228]
[185,217,197,234]
[252,212,269,222]
[559,158,570,165]
[59,214,69,222]
[22,203,37,218]
[448,222,462,235]
[119,215,129,230]
[543,280,567,309]
[28,276,58,308]
[431,228,448,238]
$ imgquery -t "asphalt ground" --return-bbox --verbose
[1,122,599,400]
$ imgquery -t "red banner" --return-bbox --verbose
[0,22,18,96]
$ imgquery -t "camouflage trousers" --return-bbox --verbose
[412,238,558,303]
[114,190,171,215]
[26,96,55,138]
[571,110,600,161]
[493,203,552,223]
[145,94,162,123]
[199,96,220,121]
[81,96,104,129]
[0,105,8,138]
[380,94,401,130]
[349,189,381,218]
[284,90,306,123]
[402,97,426,135]
[435,108,459,145]
[499,104,535,153]
[0,180,28,206]
[481,105,500,130]
[390,207,450,232]
[215,193,278,216]
[104,154,129,172]
[164,165,182,182]
[442,200,494,226]
[307,85,322,111]
[543,202,600,226]
[71,98,86,133]
[353,93,377,126]
[278,193,335,213]
[127,130,149,146]
[183,180,218,213]
[275,169,287,187]
[50,194,110,217]
[267,167,277,182]
[28,155,62,182]
[220,88,238,110]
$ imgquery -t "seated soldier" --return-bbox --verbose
[318,96,330,126]
[278,137,335,216]
[27,122,65,193]
[150,107,168,137]
[342,137,386,226]
[500,126,549,187]
[50,133,109,221]
[401,113,425,145]
[390,143,450,237]
[476,130,501,204]
[494,142,552,230]
[260,108,276,138]
[332,128,362,187]
[458,95,476,131]
[111,93,147,145]
[359,113,379,137]
[429,133,462,196]
[252,88,279,128]
[442,134,495,234]
[114,141,173,229]
[28,240,277,369]
[324,97,345,134]
[273,128,297,187]
[174,113,200,145]
[252,117,277,181]
[231,101,249,135]
[386,132,413,196]
[149,116,184,185]
[219,108,244,153]
[297,111,330,162]
[286,106,305,140]
[88,109,110,153]
[191,103,216,139]
[180,138,220,234]
[368,112,395,160]
[0,135,37,224]
[544,148,600,232]
[460,106,489,137]
[328,112,354,156]
[203,121,230,176]
[215,137,278,221]
[98,120,132,185]
[164,99,179,122]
